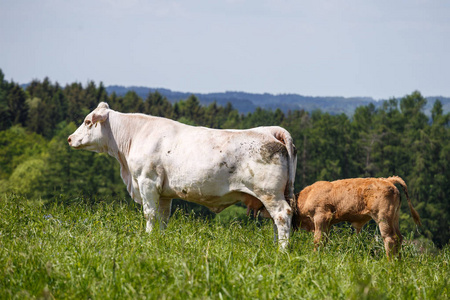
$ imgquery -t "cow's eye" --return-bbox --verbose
[85,120,92,126]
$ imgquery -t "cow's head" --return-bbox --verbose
[68,102,110,153]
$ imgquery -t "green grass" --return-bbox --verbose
[1,194,449,299]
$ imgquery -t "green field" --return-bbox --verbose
[1,194,448,299]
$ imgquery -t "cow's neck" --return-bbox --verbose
[105,111,145,199]
[106,111,142,159]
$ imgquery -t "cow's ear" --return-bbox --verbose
[92,108,109,124]
[97,102,110,109]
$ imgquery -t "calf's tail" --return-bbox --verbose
[386,176,422,226]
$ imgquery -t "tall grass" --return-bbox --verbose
[1,194,448,299]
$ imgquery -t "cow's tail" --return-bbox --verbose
[386,176,422,226]
[272,127,298,211]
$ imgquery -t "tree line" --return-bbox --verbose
[0,69,449,247]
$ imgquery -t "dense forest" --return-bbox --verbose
[1,69,449,247]
[105,85,450,115]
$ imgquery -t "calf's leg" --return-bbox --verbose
[313,213,332,251]
[393,213,403,258]
[378,219,401,259]
[351,222,364,234]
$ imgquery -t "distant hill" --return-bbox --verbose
[105,85,450,116]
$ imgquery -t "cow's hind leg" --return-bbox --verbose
[261,195,293,250]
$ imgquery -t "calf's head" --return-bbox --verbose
[297,214,315,232]
[68,102,110,153]
[292,192,315,232]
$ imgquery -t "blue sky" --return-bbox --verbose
[1,0,449,99]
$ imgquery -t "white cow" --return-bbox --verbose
[68,102,297,248]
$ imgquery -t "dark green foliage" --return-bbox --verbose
[0,71,28,130]
[0,126,47,181]
[143,90,174,118]
[0,69,449,247]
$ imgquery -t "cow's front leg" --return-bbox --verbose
[143,194,159,233]
[138,167,168,233]
[144,197,172,232]
[158,197,172,230]
[138,177,162,233]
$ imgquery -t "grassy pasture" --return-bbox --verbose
[1,194,448,299]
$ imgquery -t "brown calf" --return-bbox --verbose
[293,176,421,258]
